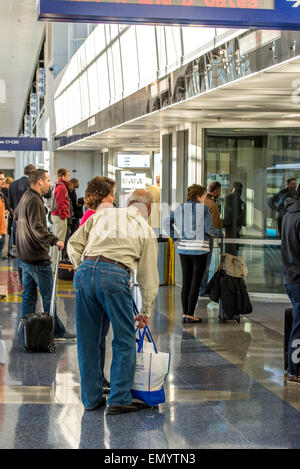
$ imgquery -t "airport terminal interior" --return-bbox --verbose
[2,0,300,450]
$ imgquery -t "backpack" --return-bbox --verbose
[44,182,63,213]
[220,253,248,278]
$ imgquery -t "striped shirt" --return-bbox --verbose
[163,200,222,256]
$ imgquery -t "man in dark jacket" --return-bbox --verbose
[8,164,36,273]
[281,185,300,382]
[15,169,75,341]
[8,164,36,214]
[269,177,297,237]
[224,182,246,255]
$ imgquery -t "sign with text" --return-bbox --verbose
[121,172,146,190]
[0,138,47,152]
[117,153,150,168]
[37,0,300,29]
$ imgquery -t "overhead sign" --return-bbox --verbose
[37,0,300,30]
[121,172,146,190]
[117,153,150,168]
[0,138,47,152]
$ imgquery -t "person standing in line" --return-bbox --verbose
[281,184,300,383]
[0,189,7,299]
[79,177,116,227]
[199,181,223,296]
[8,165,36,216]
[8,164,36,281]
[268,177,297,237]
[163,184,220,324]
[0,171,9,210]
[147,175,161,234]
[14,169,76,341]
[4,177,14,258]
[67,187,159,414]
[51,168,70,268]
[0,172,9,261]
[69,178,82,234]
[75,176,116,394]
[223,182,246,256]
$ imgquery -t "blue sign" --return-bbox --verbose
[37,0,300,29]
[0,138,47,152]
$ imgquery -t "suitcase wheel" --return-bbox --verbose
[48,344,56,353]
[235,315,241,324]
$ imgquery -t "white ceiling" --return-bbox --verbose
[0,0,44,136]
[60,56,300,152]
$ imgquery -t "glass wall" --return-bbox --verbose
[205,129,300,294]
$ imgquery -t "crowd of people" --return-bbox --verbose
[2,164,300,414]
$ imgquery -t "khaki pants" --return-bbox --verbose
[51,215,67,268]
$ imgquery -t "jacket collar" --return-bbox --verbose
[29,188,43,200]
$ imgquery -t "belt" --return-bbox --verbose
[84,255,130,274]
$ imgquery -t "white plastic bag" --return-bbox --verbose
[131,326,171,406]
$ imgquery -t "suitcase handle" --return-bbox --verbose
[49,247,61,318]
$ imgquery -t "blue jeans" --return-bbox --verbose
[285,284,300,376]
[0,234,5,260]
[199,239,214,294]
[74,260,136,410]
[21,261,66,338]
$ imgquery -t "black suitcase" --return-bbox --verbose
[17,249,61,353]
[17,314,55,353]
[208,239,252,324]
[218,274,252,324]
[284,307,293,370]
[58,260,74,280]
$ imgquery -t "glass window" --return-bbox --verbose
[120,27,139,98]
[165,27,182,72]
[156,26,167,77]
[136,26,158,87]
[205,129,300,294]
[182,27,215,62]
[87,62,100,116]
[96,52,110,111]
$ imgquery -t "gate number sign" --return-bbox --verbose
[37,0,300,30]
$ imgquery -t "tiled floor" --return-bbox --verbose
[0,260,299,449]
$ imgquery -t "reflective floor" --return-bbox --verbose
[0,260,299,448]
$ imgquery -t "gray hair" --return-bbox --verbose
[127,189,154,207]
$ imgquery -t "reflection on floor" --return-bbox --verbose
[0,260,300,448]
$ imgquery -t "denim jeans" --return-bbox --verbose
[21,261,66,338]
[199,238,214,294]
[285,284,300,376]
[74,259,135,410]
[0,234,5,260]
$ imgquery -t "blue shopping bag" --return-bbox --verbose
[131,301,171,406]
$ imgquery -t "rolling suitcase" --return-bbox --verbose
[214,238,252,324]
[284,307,293,370]
[58,259,74,280]
[17,249,61,353]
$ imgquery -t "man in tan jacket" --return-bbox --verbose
[200,181,223,295]
[204,181,223,230]
[67,187,159,414]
